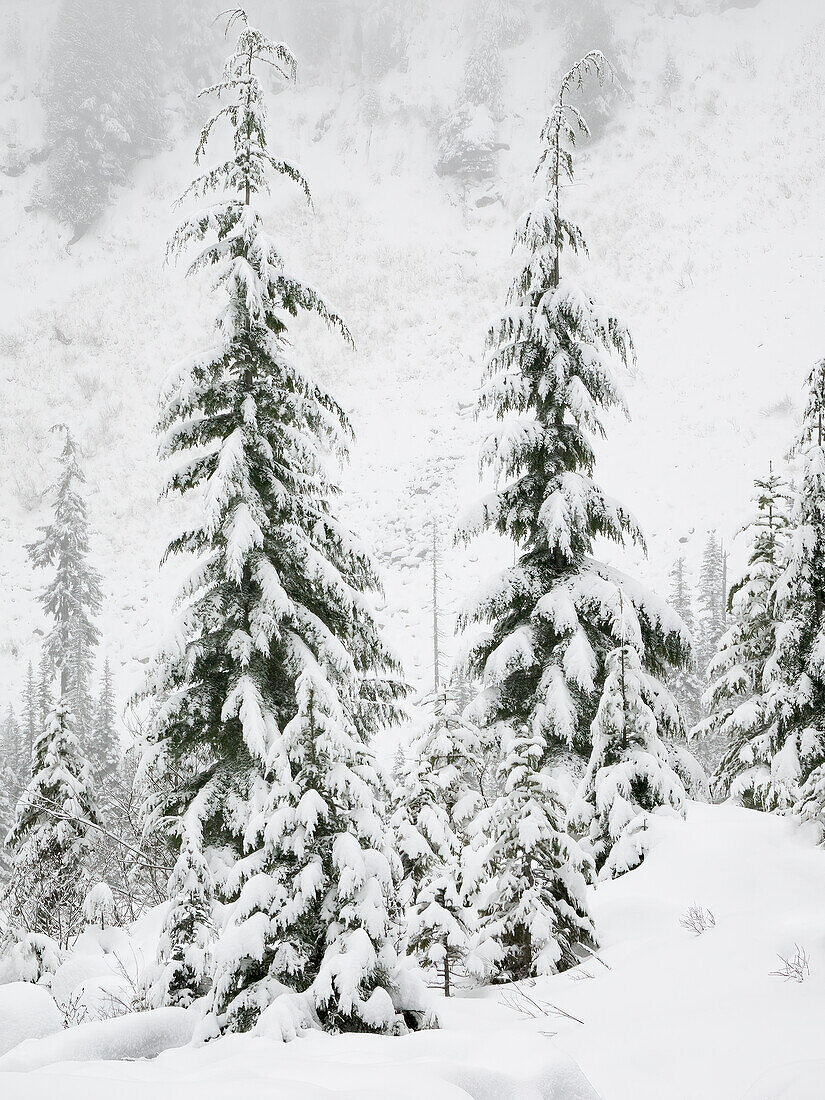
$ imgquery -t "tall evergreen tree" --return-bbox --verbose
[667,555,703,729]
[696,531,726,678]
[37,652,52,733]
[21,662,38,779]
[765,361,825,819]
[702,469,791,806]
[43,0,164,231]
[458,52,689,771]
[458,51,689,977]
[5,428,102,946]
[27,426,102,742]
[0,706,23,876]
[143,10,407,1035]
[1,705,24,788]
[91,657,121,787]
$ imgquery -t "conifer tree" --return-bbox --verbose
[27,426,102,743]
[21,662,38,779]
[391,689,483,996]
[464,728,595,981]
[37,652,52,732]
[457,55,691,969]
[667,555,703,729]
[5,699,101,948]
[43,0,164,231]
[143,10,407,1035]
[568,644,687,879]
[83,881,117,929]
[91,657,121,787]
[482,0,526,48]
[463,36,503,120]
[5,426,102,946]
[703,469,791,805]
[153,812,214,1009]
[1,705,24,789]
[0,707,23,876]
[696,531,726,679]
[765,361,825,818]
[459,52,689,772]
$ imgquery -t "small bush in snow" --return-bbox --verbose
[770,945,811,983]
[679,904,716,935]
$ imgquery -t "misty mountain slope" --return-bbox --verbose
[0,0,822,722]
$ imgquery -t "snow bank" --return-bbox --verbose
[0,984,62,1056]
[0,1006,196,1072]
[743,1060,825,1100]
[528,802,825,1100]
[0,1025,601,1100]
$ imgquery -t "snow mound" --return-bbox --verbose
[0,1006,196,1072]
[0,984,62,1057]
[0,1019,600,1099]
[530,802,825,1100]
[50,953,118,1009]
[742,1060,825,1100]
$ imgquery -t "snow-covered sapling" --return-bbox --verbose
[391,689,483,995]
[464,728,596,982]
[569,643,688,880]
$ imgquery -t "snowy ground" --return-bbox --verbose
[1,802,823,1099]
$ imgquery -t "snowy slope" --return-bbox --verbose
[1,801,823,1098]
[543,803,825,1099]
[1,0,824,725]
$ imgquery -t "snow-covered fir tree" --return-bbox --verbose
[143,10,407,1035]
[1,705,24,789]
[459,51,690,774]
[4,698,101,948]
[568,642,687,879]
[43,0,164,232]
[91,657,121,787]
[391,689,483,995]
[153,809,214,1009]
[667,555,703,729]
[83,881,117,929]
[696,531,726,680]
[462,35,503,120]
[0,707,23,876]
[457,54,693,967]
[21,662,38,779]
[436,24,504,184]
[37,652,52,732]
[27,426,102,749]
[464,727,595,981]
[357,0,408,80]
[481,0,527,48]
[764,361,825,819]
[702,469,791,806]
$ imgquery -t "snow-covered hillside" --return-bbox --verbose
[1,801,823,1099]
[1,0,823,718]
